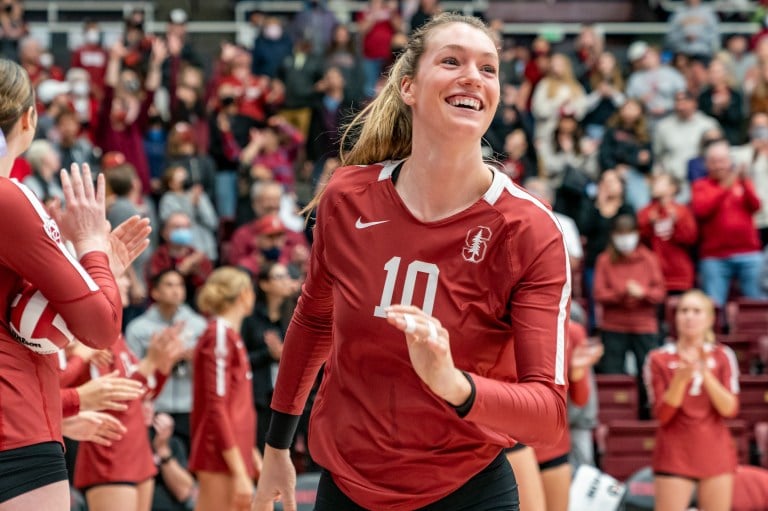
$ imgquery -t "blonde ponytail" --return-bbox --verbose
[196,267,252,316]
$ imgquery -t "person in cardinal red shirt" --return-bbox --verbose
[0,58,150,510]
[70,20,109,100]
[189,267,260,511]
[637,173,698,293]
[691,140,765,306]
[643,289,740,511]
[594,213,665,419]
[254,14,571,511]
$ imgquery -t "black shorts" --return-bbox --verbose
[538,454,569,471]
[0,441,68,503]
[314,451,519,511]
[81,481,138,494]
[504,443,527,454]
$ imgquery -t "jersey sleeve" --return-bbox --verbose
[198,324,239,451]
[463,210,570,447]
[643,350,677,425]
[270,184,336,416]
[568,322,590,407]
[60,388,80,418]
[59,355,89,388]
[0,180,122,349]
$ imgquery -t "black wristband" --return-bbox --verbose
[451,371,476,418]
[160,454,174,465]
[265,410,302,449]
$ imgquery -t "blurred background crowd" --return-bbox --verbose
[5,0,768,509]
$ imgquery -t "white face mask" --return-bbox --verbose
[263,24,282,40]
[39,53,53,69]
[72,81,89,96]
[613,232,639,254]
[84,29,100,45]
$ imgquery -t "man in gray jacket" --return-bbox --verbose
[126,268,207,453]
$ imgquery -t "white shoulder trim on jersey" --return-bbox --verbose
[483,166,507,205]
[10,179,99,292]
[377,159,405,181]
[215,319,228,397]
[501,176,572,386]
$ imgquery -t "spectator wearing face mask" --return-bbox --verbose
[70,20,108,100]
[66,67,99,135]
[593,212,665,418]
[231,213,298,278]
[251,16,293,79]
[148,211,214,310]
[158,165,219,262]
[162,8,203,91]
[18,36,64,91]
[97,38,167,194]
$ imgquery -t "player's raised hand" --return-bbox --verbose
[55,163,110,257]
[385,305,471,406]
[107,215,151,277]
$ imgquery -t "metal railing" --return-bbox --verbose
[234,0,489,24]
[23,1,155,22]
[652,0,759,14]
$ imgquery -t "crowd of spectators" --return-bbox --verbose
[4,0,768,508]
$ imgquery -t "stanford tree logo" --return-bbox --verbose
[462,226,492,263]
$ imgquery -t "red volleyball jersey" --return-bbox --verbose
[536,322,590,464]
[73,335,164,488]
[189,319,257,476]
[272,161,571,510]
[643,342,740,478]
[0,178,122,451]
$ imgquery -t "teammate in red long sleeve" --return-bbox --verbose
[0,58,150,510]
[72,272,183,511]
[643,289,740,511]
[254,13,571,511]
[189,267,260,511]
[507,321,603,511]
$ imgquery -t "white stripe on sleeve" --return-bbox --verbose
[502,177,572,386]
[215,319,228,397]
[11,179,99,291]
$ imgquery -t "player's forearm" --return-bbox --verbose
[463,377,567,447]
[702,370,739,417]
[661,376,688,408]
[222,446,249,478]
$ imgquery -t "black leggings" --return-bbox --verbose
[0,441,68,503]
[314,451,519,511]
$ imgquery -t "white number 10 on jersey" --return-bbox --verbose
[373,257,440,318]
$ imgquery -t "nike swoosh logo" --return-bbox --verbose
[355,217,390,229]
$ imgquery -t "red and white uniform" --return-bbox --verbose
[189,319,256,476]
[643,342,740,478]
[536,322,590,464]
[0,178,121,451]
[272,161,571,510]
[72,335,165,488]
